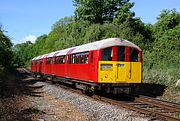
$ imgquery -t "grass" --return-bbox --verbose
[143,67,180,86]
[143,67,180,102]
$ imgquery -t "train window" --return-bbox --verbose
[79,55,84,64]
[71,54,76,64]
[38,59,43,64]
[101,47,113,61]
[55,56,65,64]
[118,46,125,61]
[40,59,43,64]
[55,56,60,64]
[46,58,52,64]
[130,48,139,62]
[33,61,36,65]
[73,52,89,64]
[66,55,71,64]
[75,54,78,64]
[84,52,88,64]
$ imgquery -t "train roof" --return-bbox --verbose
[56,38,141,56]
[32,57,37,61]
[46,51,60,58]
[73,38,141,53]
[32,38,141,60]
[56,48,75,57]
[32,54,47,61]
[38,54,48,59]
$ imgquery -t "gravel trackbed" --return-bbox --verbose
[34,81,149,121]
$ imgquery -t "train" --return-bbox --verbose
[31,38,142,95]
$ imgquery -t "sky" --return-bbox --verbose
[0,0,180,45]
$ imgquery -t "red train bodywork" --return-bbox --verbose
[31,38,142,91]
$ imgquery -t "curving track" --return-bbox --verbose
[93,95,180,121]
[24,68,180,121]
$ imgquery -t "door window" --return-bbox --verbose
[118,46,125,61]
[130,48,139,62]
[101,47,113,61]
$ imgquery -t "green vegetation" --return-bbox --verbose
[143,9,180,93]
[0,1,179,94]
[0,26,14,74]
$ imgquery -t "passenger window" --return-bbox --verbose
[55,56,65,64]
[84,52,88,64]
[101,47,113,61]
[38,59,43,64]
[66,55,71,64]
[75,54,79,64]
[118,46,125,61]
[46,58,52,64]
[55,56,60,64]
[73,52,89,64]
[71,54,75,64]
[41,60,43,64]
[130,48,139,62]
[79,55,84,64]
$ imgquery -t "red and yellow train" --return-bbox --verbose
[31,38,142,95]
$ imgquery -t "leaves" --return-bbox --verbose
[0,26,13,70]
[73,0,135,24]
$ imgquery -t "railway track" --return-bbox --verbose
[93,94,180,121]
[22,68,180,121]
[49,81,180,121]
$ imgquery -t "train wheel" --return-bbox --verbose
[82,86,88,94]
[82,86,94,97]
[52,77,56,84]
[71,82,76,89]
[87,90,94,97]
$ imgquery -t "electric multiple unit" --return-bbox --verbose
[31,38,142,94]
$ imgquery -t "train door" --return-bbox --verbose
[52,57,56,75]
[129,48,142,83]
[116,47,142,83]
[42,58,46,74]
[116,46,131,82]
[98,47,117,83]
[49,58,53,74]
[89,51,95,81]
[65,54,70,77]
[65,48,75,78]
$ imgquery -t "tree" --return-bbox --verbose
[0,26,13,70]
[154,9,180,37]
[113,1,135,24]
[73,0,134,24]
[52,16,74,30]
[151,10,180,68]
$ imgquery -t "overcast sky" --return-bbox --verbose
[0,0,180,44]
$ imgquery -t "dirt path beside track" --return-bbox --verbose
[0,69,88,121]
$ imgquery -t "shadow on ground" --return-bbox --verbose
[0,68,45,121]
[95,83,167,102]
[0,69,44,98]
[136,83,167,97]
[13,107,46,121]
